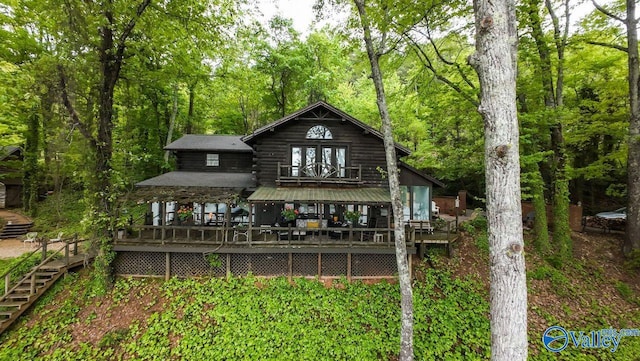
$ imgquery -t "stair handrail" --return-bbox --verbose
[1,235,87,300]
[1,243,45,296]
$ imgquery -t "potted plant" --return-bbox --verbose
[177,205,194,224]
[281,206,299,225]
[344,210,361,225]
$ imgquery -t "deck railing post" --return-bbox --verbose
[65,242,70,266]
[30,273,36,295]
[73,234,79,256]
[5,273,10,295]
[41,240,47,263]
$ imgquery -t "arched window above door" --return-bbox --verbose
[306,125,333,139]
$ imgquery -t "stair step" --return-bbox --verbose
[0,301,23,308]
[0,311,14,317]
[0,231,31,237]
[6,294,30,300]
[1,225,33,230]
[38,266,63,271]
[0,223,34,238]
[35,272,56,278]
[28,279,49,285]
[13,286,38,293]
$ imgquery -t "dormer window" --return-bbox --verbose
[206,154,219,167]
[306,125,332,139]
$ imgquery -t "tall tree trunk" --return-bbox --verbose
[625,0,640,253]
[23,106,40,216]
[164,84,179,163]
[525,0,571,259]
[92,16,121,289]
[186,83,195,134]
[353,1,413,359]
[58,0,151,292]
[531,167,550,254]
[469,0,528,359]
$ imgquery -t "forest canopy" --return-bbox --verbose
[0,0,629,214]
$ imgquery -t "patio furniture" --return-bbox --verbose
[409,220,434,235]
[232,227,249,242]
[432,201,440,216]
[23,232,38,248]
[49,231,63,243]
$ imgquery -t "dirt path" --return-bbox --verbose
[0,209,34,259]
[0,210,32,225]
[0,238,33,259]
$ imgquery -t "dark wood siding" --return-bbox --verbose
[399,167,435,187]
[175,151,253,173]
[252,115,395,187]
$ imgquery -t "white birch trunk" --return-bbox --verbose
[625,0,640,253]
[353,1,413,359]
[469,0,528,359]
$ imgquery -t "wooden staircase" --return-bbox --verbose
[0,222,33,239]
[0,237,92,335]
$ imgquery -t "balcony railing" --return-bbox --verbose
[116,220,458,251]
[277,162,362,184]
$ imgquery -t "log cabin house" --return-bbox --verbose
[116,102,447,279]
[0,146,23,209]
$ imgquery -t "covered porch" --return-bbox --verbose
[127,183,456,254]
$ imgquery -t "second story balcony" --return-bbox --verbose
[277,162,362,185]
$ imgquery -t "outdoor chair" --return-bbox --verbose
[431,201,440,216]
[258,225,275,241]
[361,217,378,242]
[49,232,63,243]
[23,232,38,248]
[232,227,249,242]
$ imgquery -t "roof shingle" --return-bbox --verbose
[164,135,253,152]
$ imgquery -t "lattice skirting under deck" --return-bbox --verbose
[114,251,400,279]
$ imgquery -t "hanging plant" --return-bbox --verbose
[281,207,299,221]
[177,205,193,221]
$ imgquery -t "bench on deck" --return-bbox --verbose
[409,220,434,235]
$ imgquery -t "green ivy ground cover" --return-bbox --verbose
[0,269,491,360]
[1,265,638,360]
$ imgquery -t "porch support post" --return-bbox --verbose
[161,202,167,242]
[408,254,412,280]
[248,202,254,245]
[226,254,231,278]
[165,252,170,281]
[288,253,293,282]
[224,202,231,243]
[317,253,322,278]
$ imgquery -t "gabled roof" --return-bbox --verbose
[241,101,411,156]
[399,162,446,188]
[165,135,253,152]
[0,146,22,161]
